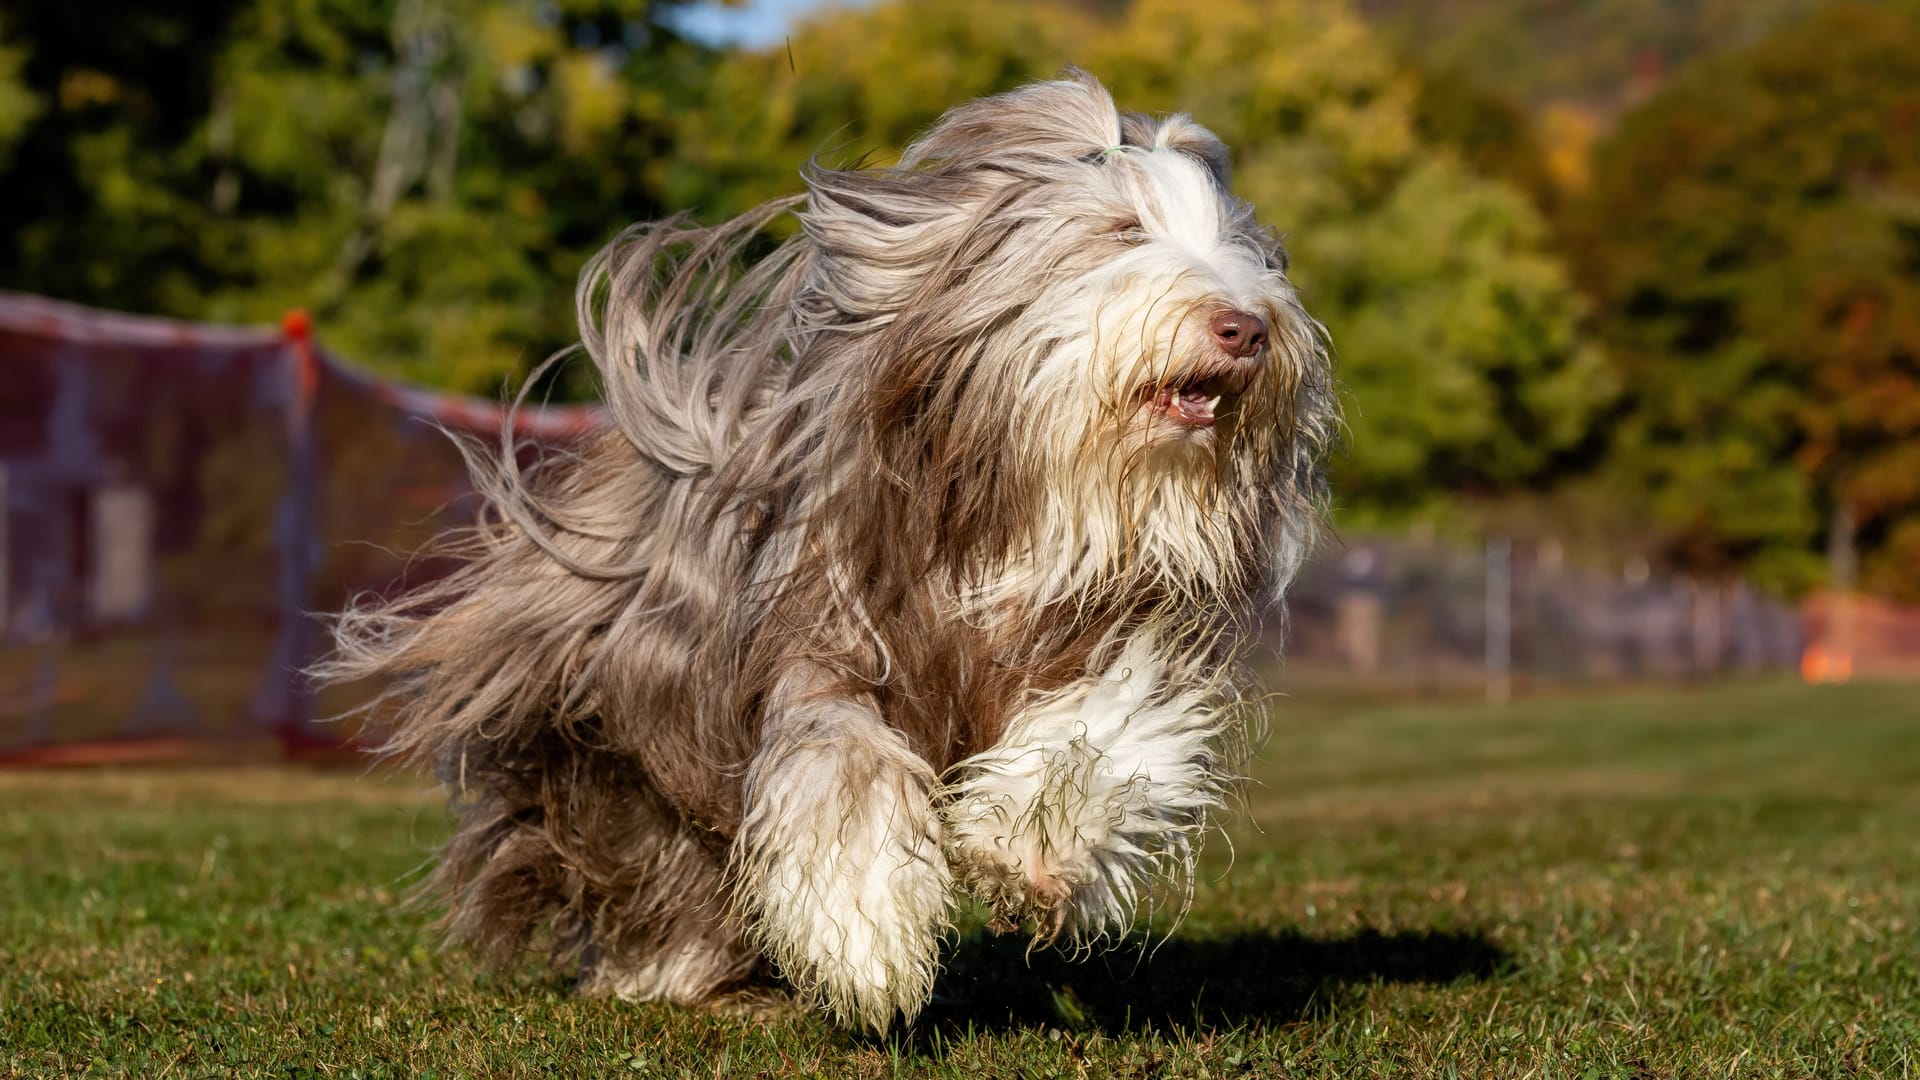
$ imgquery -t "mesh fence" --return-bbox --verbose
[0,294,1899,761]
[1275,537,1805,696]
[0,293,595,761]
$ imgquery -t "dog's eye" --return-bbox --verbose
[1112,218,1146,246]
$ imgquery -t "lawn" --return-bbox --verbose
[3,679,1916,1078]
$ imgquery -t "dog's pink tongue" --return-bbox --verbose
[1170,387,1217,427]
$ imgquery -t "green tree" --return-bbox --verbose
[0,3,243,304]
[0,19,40,171]
[1358,0,1823,115]
[1359,0,1829,199]
[1578,1,1920,597]
[0,0,710,395]
[673,0,1607,522]
[1402,62,1556,214]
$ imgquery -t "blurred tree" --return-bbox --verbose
[1578,1,1920,598]
[0,19,40,172]
[1403,62,1556,213]
[1357,0,1823,116]
[1358,0,1826,205]
[200,0,716,393]
[0,3,243,304]
[674,0,1607,520]
[0,0,710,395]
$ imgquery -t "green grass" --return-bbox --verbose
[3,680,1917,1078]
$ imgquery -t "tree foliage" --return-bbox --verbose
[675,0,1608,518]
[1578,0,1920,597]
[0,0,707,394]
[0,19,40,172]
[1359,0,1824,114]
[1360,0,1828,199]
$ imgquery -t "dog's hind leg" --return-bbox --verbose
[450,748,766,1006]
[731,664,953,1033]
[573,821,767,1005]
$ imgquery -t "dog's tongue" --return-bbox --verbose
[1157,387,1218,428]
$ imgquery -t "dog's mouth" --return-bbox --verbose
[1139,364,1254,430]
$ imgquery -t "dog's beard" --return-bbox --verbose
[966,272,1305,614]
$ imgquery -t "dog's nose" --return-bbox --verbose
[1209,310,1268,359]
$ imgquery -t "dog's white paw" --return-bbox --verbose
[942,741,1119,944]
[943,637,1228,946]
[736,734,953,1032]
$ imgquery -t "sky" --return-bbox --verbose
[664,0,856,48]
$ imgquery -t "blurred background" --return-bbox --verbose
[2,0,1917,761]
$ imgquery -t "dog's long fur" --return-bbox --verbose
[324,72,1334,1032]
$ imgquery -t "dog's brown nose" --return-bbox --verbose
[1209,309,1268,359]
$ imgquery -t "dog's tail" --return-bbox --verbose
[316,199,818,980]
[323,194,815,767]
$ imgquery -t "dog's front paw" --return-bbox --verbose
[735,741,954,1032]
[944,640,1231,948]
[944,805,1094,944]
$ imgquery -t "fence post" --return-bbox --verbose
[1827,501,1858,684]
[1689,577,1723,678]
[1336,548,1383,676]
[249,310,323,744]
[1486,535,1512,703]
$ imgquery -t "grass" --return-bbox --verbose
[2,679,1917,1078]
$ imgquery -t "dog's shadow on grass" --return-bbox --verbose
[911,926,1512,1038]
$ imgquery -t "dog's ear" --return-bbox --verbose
[1149,115,1232,189]
[900,69,1124,171]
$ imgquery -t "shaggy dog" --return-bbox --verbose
[326,70,1334,1033]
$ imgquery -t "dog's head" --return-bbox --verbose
[800,72,1333,606]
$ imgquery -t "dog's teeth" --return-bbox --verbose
[1205,395,1221,412]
